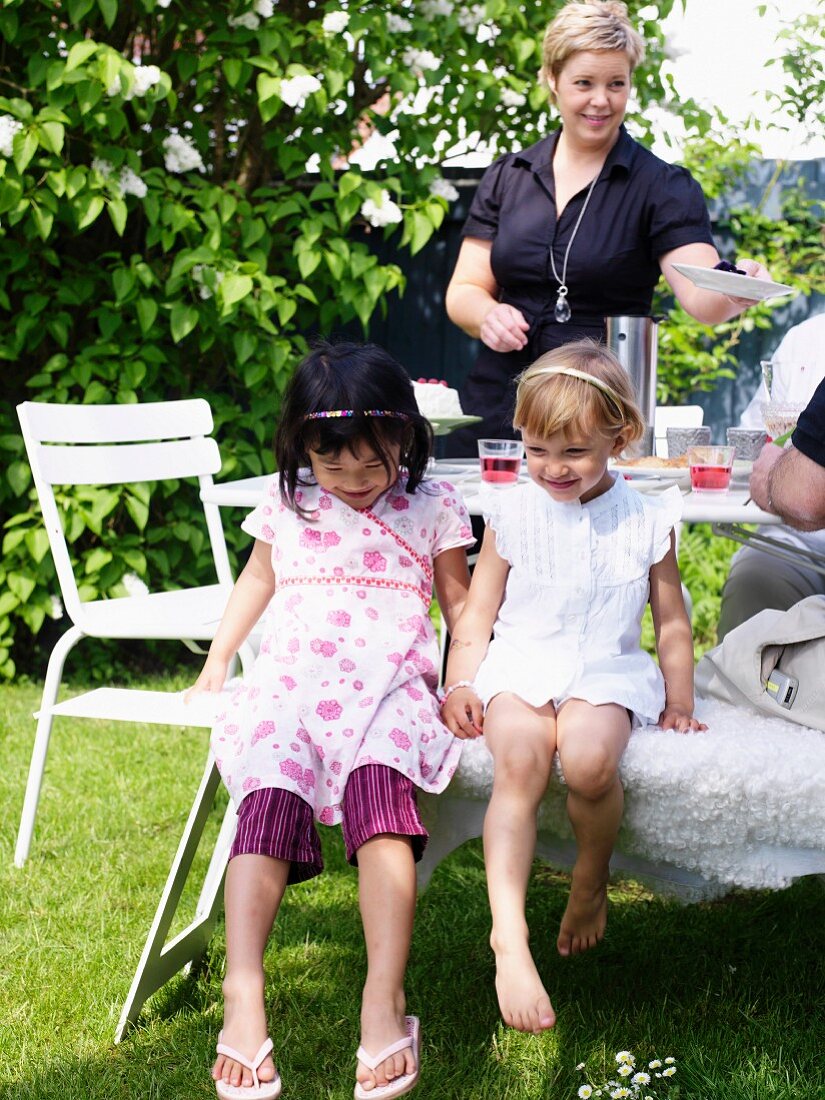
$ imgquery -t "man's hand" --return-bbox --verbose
[749,441,785,513]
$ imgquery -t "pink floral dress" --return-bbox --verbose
[211,472,475,824]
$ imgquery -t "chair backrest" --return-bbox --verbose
[17,399,234,624]
[654,404,704,457]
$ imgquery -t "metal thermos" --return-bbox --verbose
[604,315,659,429]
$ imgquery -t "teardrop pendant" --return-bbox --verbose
[554,288,571,324]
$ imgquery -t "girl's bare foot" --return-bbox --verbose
[214,975,278,1090]
[557,869,608,956]
[356,990,415,1093]
[492,938,556,1033]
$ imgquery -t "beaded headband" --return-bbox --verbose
[531,366,625,415]
[304,409,410,422]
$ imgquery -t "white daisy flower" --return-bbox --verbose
[578,1087,593,1099]
[662,1067,676,1078]
[632,1072,651,1086]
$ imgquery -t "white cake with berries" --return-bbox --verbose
[412,378,464,419]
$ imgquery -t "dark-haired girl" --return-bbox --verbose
[188,342,474,1100]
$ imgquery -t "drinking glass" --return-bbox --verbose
[688,445,736,494]
[759,401,806,444]
[478,439,523,486]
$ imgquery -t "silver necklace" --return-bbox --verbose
[549,170,600,323]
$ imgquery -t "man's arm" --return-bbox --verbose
[750,444,825,530]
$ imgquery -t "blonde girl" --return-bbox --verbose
[441,339,706,1033]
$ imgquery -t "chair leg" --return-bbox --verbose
[116,753,225,1042]
[15,625,83,867]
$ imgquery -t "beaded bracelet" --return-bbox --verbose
[440,680,479,703]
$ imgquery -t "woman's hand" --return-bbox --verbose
[724,257,772,309]
[479,302,530,353]
[659,705,707,733]
[185,654,230,702]
[441,687,484,739]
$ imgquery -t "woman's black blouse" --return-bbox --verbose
[447,125,714,456]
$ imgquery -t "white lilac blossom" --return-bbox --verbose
[91,156,114,177]
[49,595,63,620]
[119,166,147,198]
[163,132,205,173]
[228,11,261,29]
[420,0,453,17]
[156,0,172,7]
[192,265,225,299]
[429,177,459,202]
[122,573,149,597]
[402,47,440,72]
[500,87,527,108]
[254,0,275,15]
[132,64,162,96]
[279,74,322,108]
[360,190,403,227]
[322,10,349,33]
[457,3,486,33]
[386,13,412,32]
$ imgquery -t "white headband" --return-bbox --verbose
[531,366,625,415]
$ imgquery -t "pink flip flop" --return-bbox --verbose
[354,1015,420,1100]
[215,1033,282,1100]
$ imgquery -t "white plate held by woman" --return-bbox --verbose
[672,264,794,302]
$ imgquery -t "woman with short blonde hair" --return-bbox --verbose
[445,0,771,458]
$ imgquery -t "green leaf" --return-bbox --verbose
[7,572,36,602]
[6,461,31,496]
[170,302,198,343]
[233,330,257,366]
[77,194,105,230]
[31,204,54,241]
[222,58,243,88]
[297,250,321,279]
[338,172,363,198]
[68,0,96,23]
[98,0,118,30]
[219,273,253,308]
[124,496,149,530]
[112,268,135,302]
[136,298,158,335]
[13,128,38,173]
[108,197,128,236]
[84,547,113,574]
[25,528,51,565]
[64,40,98,72]
[38,121,65,155]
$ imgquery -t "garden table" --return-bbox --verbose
[200,461,781,522]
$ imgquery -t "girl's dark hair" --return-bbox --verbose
[275,340,433,512]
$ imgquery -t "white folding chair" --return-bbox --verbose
[14,399,253,866]
[654,404,704,457]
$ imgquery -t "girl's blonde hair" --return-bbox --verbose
[514,340,646,444]
[541,1,645,97]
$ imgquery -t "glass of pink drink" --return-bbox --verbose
[478,439,524,486]
[688,445,736,494]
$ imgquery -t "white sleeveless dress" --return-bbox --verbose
[473,474,682,726]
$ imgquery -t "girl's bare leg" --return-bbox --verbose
[483,693,558,1033]
[555,701,631,956]
[214,853,289,1090]
[356,834,417,1093]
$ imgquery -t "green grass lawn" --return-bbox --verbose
[1,675,823,1100]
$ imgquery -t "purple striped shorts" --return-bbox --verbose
[230,764,428,884]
